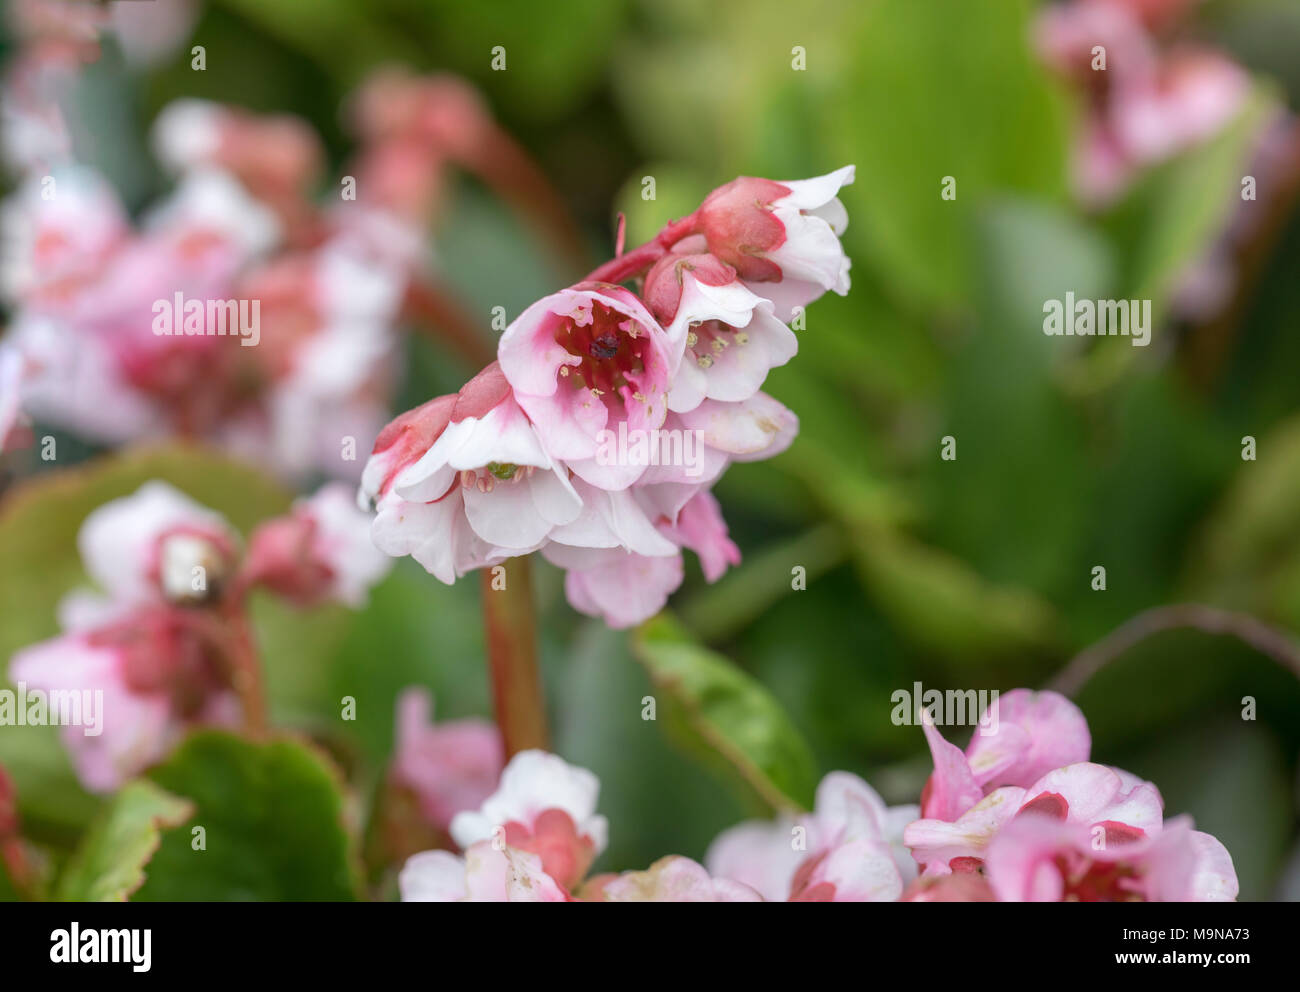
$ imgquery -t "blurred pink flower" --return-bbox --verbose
[389,688,503,835]
[589,856,762,902]
[76,480,239,607]
[5,480,247,791]
[984,809,1237,902]
[8,604,240,793]
[1036,0,1249,204]
[244,483,392,608]
[152,99,324,244]
[400,840,568,902]
[0,344,28,452]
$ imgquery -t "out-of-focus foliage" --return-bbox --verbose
[3,0,1300,900]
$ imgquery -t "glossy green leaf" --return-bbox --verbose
[135,731,361,901]
[631,614,817,813]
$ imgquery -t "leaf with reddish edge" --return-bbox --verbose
[55,780,194,902]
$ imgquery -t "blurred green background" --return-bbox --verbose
[3,0,1300,900]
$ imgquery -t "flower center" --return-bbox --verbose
[553,301,655,414]
[1056,852,1144,902]
[460,463,535,494]
[685,319,749,370]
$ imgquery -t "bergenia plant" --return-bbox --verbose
[358,166,852,752]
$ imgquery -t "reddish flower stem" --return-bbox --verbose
[179,602,268,736]
[0,765,36,899]
[1048,603,1300,697]
[583,213,700,285]
[480,558,549,757]
[223,607,269,736]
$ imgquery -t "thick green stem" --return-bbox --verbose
[481,559,549,756]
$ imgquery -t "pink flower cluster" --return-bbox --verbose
[0,114,406,480]
[0,36,561,479]
[6,480,389,791]
[360,167,854,627]
[1036,0,1249,204]
[394,688,1237,901]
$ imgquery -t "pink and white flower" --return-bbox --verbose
[77,480,239,607]
[449,749,608,890]
[983,809,1238,902]
[706,772,918,902]
[919,689,1091,821]
[366,364,587,584]
[588,856,762,902]
[399,841,567,902]
[906,762,1166,876]
[642,246,798,414]
[390,363,583,548]
[543,544,683,630]
[696,166,854,322]
[497,284,679,490]
[541,486,740,629]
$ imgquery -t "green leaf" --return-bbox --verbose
[631,614,817,813]
[832,0,1069,309]
[381,0,629,120]
[327,560,489,767]
[135,731,361,901]
[212,0,425,86]
[678,525,847,644]
[55,781,194,902]
[1184,412,1300,622]
[921,199,1109,598]
[848,524,1060,666]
